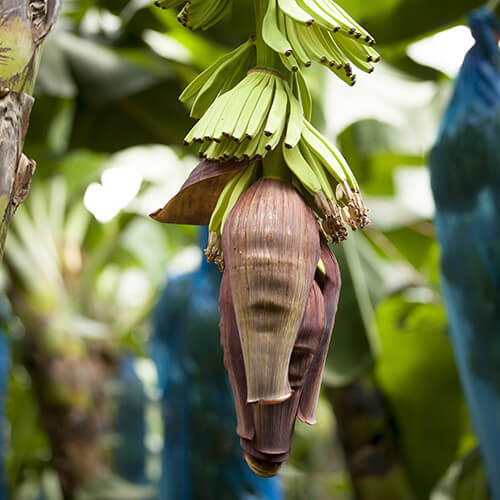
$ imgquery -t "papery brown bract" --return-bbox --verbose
[150,159,248,225]
[221,178,320,404]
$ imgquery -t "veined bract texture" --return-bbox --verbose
[219,211,341,476]
[151,0,376,476]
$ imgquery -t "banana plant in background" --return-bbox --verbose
[429,7,500,499]
[0,0,60,257]
[152,227,282,500]
[151,0,380,477]
[322,237,414,499]
[3,177,157,500]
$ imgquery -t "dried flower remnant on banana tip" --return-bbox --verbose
[150,0,377,477]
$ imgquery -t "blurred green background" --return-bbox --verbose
[0,0,493,498]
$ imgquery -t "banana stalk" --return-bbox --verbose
[0,0,60,259]
[151,0,379,476]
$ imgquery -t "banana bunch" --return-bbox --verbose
[283,118,368,242]
[262,0,380,84]
[184,66,305,161]
[180,39,257,119]
[155,0,231,30]
[152,0,379,478]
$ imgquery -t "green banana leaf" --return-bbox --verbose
[324,234,380,387]
[430,448,490,500]
[375,295,471,499]
[336,0,483,44]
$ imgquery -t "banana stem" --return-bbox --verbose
[254,0,286,71]
[262,146,291,181]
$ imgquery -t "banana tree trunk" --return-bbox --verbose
[22,328,116,499]
[0,0,60,258]
[326,371,415,500]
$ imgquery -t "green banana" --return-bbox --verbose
[208,163,257,240]
[296,0,340,32]
[295,22,324,63]
[333,33,380,72]
[323,0,373,39]
[300,119,347,183]
[220,164,257,228]
[168,0,232,30]
[220,45,257,94]
[300,141,335,199]
[264,78,288,137]
[262,0,293,56]
[278,51,299,73]
[213,72,263,140]
[282,142,321,195]
[154,0,184,10]
[283,81,302,148]
[303,119,358,189]
[179,39,254,103]
[231,72,269,142]
[277,0,314,25]
[293,69,312,121]
[246,77,276,139]
[200,0,232,30]
[181,39,255,118]
[283,16,311,67]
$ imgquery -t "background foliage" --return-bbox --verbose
[1,0,491,498]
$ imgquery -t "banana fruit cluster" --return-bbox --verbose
[155,0,231,30]
[153,0,378,477]
[185,69,302,160]
[263,0,380,84]
[165,0,378,246]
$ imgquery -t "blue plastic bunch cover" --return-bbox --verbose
[430,8,500,499]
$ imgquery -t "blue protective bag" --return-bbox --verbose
[0,330,9,500]
[113,355,148,485]
[430,8,500,499]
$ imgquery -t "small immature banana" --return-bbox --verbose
[277,0,314,25]
[283,82,302,148]
[180,39,256,118]
[263,0,294,56]
[272,14,379,83]
[186,69,308,162]
[206,163,258,269]
[156,0,232,30]
[246,78,276,139]
[264,78,289,137]
[293,69,312,121]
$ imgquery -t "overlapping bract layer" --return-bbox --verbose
[155,0,231,30]
[219,203,341,475]
[262,0,380,83]
[222,178,320,404]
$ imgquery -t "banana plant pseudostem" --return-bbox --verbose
[0,0,60,259]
